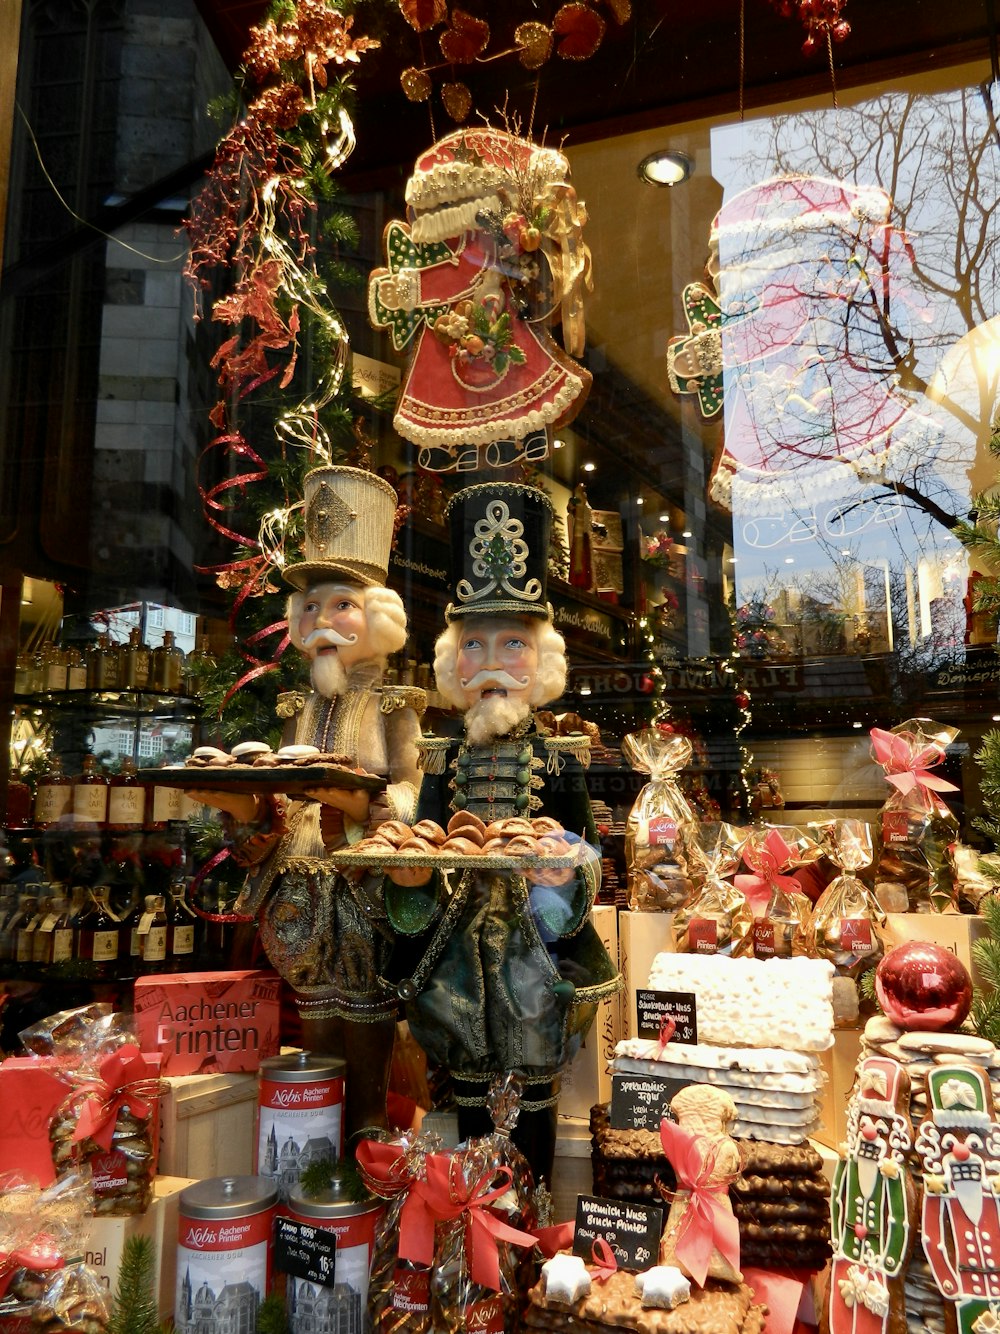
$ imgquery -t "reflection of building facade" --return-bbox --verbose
[177,1270,259,1334]
[288,1279,362,1334]
[260,1124,336,1197]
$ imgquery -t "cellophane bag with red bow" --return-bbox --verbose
[0,1170,111,1334]
[870,719,960,912]
[803,818,887,1026]
[737,826,823,960]
[671,822,752,956]
[622,729,696,912]
[19,1004,162,1216]
[357,1128,440,1334]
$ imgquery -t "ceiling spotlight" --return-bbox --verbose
[636,497,644,506]
[638,150,692,187]
[553,438,566,449]
[682,530,692,537]
[852,721,863,728]
[583,461,596,472]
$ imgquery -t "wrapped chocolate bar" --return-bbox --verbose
[357,1129,438,1334]
[736,825,821,960]
[622,729,696,912]
[20,1007,162,1216]
[671,822,753,956]
[870,719,960,912]
[802,819,886,1027]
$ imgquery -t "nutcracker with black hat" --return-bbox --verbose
[385,481,620,1185]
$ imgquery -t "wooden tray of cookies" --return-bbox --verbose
[142,765,387,795]
[329,847,591,871]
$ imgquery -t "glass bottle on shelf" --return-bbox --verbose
[150,630,184,692]
[14,894,41,964]
[64,646,87,691]
[43,644,66,692]
[87,633,120,690]
[147,782,183,830]
[136,895,168,969]
[107,757,146,832]
[72,754,108,827]
[121,627,151,690]
[33,891,69,965]
[72,886,120,976]
[166,856,198,966]
[48,894,74,965]
[35,754,72,828]
[0,887,21,961]
[182,635,216,697]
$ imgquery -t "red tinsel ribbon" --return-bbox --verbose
[221,619,292,712]
[197,433,269,546]
[658,1118,741,1288]
[0,1236,64,1300]
[186,847,255,924]
[71,1046,156,1149]
[870,727,958,796]
[400,1153,536,1291]
[531,1221,575,1258]
[588,1236,618,1284]
[735,826,799,915]
[355,1138,420,1201]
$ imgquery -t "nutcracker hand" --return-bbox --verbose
[304,786,371,824]
[387,865,434,887]
[185,790,261,823]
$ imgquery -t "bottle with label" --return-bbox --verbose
[43,644,66,692]
[146,782,183,830]
[33,891,70,965]
[166,847,198,966]
[35,754,73,828]
[87,634,120,690]
[150,630,184,692]
[121,627,151,690]
[137,895,168,969]
[13,894,41,964]
[182,635,216,697]
[0,885,20,961]
[107,757,147,832]
[72,886,120,975]
[64,646,87,691]
[72,755,108,827]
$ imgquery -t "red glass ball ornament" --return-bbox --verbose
[875,941,973,1031]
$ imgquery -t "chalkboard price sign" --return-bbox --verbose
[274,1216,338,1286]
[635,989,698,1045]
[573,1195,664,1273]
[609,1072,694,1131]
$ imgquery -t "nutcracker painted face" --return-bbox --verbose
[456,615,539,744]
[298,581,374,696]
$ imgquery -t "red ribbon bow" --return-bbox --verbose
[654,1015,677,1060]
[658,1118,741,1288]
[531,1221,576,1259]
[399,1153,536,1292]
[735,827,799,915]
[0,1234,64,1300]
[355,1137,421,1201]
[588,1236,618,1284]
[72,1045,155,1149]
[870,727,958,796]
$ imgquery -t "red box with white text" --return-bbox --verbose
[132,970,282,1076]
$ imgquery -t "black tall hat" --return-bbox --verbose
[444,483,553,621]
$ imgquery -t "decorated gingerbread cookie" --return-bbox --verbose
[915,1064,1000,1334]
[823,1055,916,1334]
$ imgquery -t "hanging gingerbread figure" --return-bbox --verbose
[368,127,592,473]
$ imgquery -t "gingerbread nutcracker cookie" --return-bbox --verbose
[824,1056,916,1334]
[915,1064,1000,1334]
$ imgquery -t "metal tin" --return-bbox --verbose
[175,1175,278,1334]
[284,1178,383,1334]
[257,1051,346,1202]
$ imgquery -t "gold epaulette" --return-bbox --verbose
[379,685,428,717]
[275,690,308,720]
[543,731,592,770]
[416,733,451,774]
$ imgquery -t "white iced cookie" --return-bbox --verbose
[634,1266,691,1309]
[542,1254,592,1304]
[231,740,272,759]
[277,744,321,758]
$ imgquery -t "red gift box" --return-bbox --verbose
[0,1057,72,1185]
[132,970,281,1075]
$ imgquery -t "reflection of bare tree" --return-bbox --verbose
[724,85,999,531]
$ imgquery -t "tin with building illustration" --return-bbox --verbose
[257,1051,346,1201]
[175,1175,278,1334]
[281,1176,383,1334]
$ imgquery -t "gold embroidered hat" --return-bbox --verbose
[284,465,398,590]
[445,482,553,621]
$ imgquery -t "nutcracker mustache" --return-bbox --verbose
[304,628,358,651]
[459,669,531,697]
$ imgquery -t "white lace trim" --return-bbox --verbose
[394,374,583,447]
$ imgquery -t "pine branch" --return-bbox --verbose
[108,1237,160,1334]
[972,987,1000,1046]
[257,1294,289,1334]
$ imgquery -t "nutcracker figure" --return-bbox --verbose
[385,482,619,1183]
[824,1056,916,1334]
[916,1064,1000,1334]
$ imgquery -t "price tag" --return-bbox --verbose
[635,989,697,1045]
[573,1195,664,1272]
[274,1217,338,1286]
[609,1072,694,1131]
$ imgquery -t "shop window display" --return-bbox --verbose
[0,2,999,1332]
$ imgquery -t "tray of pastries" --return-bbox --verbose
[143,743,387,794]
[332,812,596,871]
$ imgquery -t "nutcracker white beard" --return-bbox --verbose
[465,694,532,745]
[311,652,348,699]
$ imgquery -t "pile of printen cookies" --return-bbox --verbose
[350,811,583,865]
